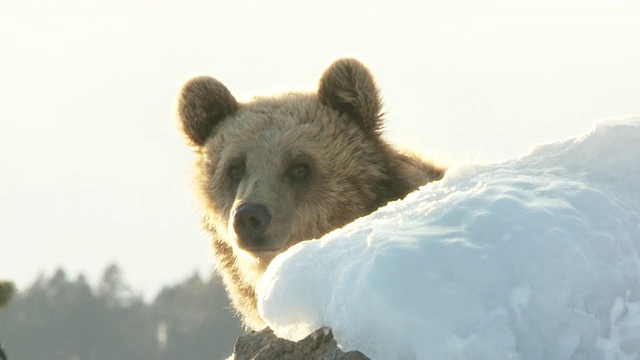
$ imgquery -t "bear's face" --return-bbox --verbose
[197,95,386,265]
[179,59,388,266]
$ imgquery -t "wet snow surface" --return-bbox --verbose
[258,118,640,360]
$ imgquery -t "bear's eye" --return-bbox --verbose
[288,163,310,180]
[227,163,245,183]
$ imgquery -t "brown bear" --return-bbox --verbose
[177,58,445,330]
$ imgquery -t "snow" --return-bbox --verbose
[257,117,640,360]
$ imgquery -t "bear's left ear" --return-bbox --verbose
[178,76,239,147]
[318,58,383,133]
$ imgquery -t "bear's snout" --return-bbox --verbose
[233,203,272,250]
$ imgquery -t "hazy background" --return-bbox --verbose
[1,0,639,300]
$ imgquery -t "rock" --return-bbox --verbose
[231,327,370,360]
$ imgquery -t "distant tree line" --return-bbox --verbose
[0,265,244,360]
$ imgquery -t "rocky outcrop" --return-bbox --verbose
[231,327,369,360]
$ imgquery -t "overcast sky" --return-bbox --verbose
[1,0,639,299]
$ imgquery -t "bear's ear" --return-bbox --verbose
[178,76,239,147]
[318,58,383,133]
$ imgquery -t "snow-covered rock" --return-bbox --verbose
[258,118,640,360]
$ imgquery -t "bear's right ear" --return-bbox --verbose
[178,76,239,147]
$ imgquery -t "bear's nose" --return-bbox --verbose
[233,203,272,249]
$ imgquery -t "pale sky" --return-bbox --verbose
[1,0,639,299]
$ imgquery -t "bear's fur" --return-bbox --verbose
[178,58,445,329]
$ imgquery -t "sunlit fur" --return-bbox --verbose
[178,58,445,329]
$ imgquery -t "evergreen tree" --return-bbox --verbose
[0,281,14,308]
[97,264,134,308]
[0,280,14,360]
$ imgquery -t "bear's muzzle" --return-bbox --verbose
[233,203,272,251]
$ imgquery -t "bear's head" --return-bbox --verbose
[178,59,440,293]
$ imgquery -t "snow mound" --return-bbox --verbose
[258,118,640,360]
